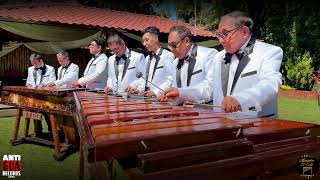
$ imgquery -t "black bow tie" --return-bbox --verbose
[224,51,244,64]
[180,56,190,62]
[62,62,71,69]
[35,66,45,71]
[115,54,127,62]
[150,53,157,59]
[177,56,189,69]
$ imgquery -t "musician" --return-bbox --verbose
[26,53,56,87]
[72,37,108,90]
[138,26,175,98]
[26,53,56,136]
[160,26,218,103]
[47,50,79,87]
[104,33,145,94]
[214,11,283,117]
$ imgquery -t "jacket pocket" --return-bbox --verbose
[191,69,202,75]
[156,66,164,69]
[241,70,257,78]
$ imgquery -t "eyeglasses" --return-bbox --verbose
[214,26,242,40]
[168,37,186,49]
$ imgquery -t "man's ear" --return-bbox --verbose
[241,26,250,38]
[184,37,191,46]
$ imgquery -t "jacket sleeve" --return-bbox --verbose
[179,49,216,102]
[55,65,79,86]
[26,68,33,86]
[78,56,108,86]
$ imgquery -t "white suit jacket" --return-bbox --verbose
[54,63,79,87]
[78,53,108,90]
[26,64,56,87]
[135,48,175,97]
[176,45,218,102]
[212,40,283,117]
[107,48,145,92]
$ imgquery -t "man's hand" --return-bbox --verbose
[221,96,242,113]
[144,90,156,98]
[47,82,56,87]
[125,86,140,94]
[157,94,167,102]
[104,86,113,94]
[71,80,80,88]
[164,87,179,99]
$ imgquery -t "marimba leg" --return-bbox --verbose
[12,108,22,145]
[24,118,30,137]
[49,114,62,160]
[33,120,42,137]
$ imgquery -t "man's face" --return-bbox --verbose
[216,17,248,53]
[142,32,159,52]
[168,31,190,59]
[31,59,42,68]
[89,41,101,55]
[57,55,69,67]
[108,42,126,57]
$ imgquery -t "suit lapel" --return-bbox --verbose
[221,61,230,97]
[230,37,256,95]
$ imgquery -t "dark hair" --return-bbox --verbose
[142,26,160,36]
[93,36,106,53]
[222,11,254,33]
[169,25,193,42]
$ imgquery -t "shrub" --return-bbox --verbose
[285,51,314,90]
[280,85,296,90]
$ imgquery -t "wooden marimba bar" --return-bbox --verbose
[73,91,320,180]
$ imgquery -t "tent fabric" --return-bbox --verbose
[0,20,100,42]
[0,30,102,57]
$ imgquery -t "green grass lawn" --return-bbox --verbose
[0,117,80,180]
[0,97,319,179]
[278,97,320,124]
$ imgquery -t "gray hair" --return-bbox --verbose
[169,26,193,42]
[29,53,42,62]
[221,11,254,33]
[57,50,69,60]
[107,33,125,46]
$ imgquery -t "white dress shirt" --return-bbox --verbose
[54,63,79,87]
[26,64,56,87]
[78,53,108,90]
[107,48,145,92]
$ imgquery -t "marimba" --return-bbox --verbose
[0,86,84,160]
[73,91,320,180]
